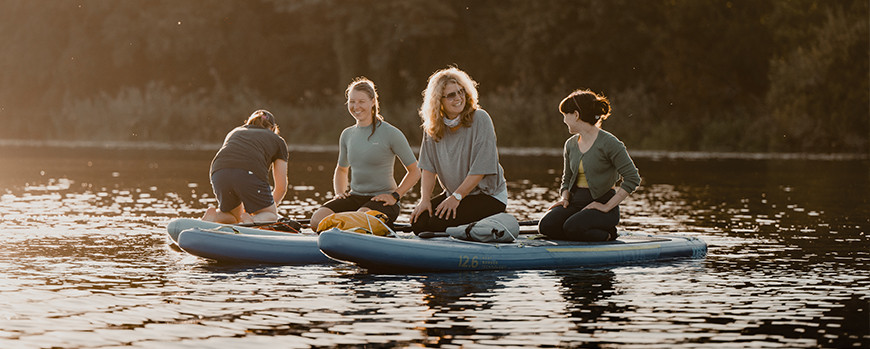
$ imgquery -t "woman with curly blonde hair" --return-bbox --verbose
[410,67,507,233]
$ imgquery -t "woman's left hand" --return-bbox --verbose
[435,195,461,219]
[583,201,610,212]
[371,193,397,206]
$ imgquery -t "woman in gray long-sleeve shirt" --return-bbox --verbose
[410,67,508,233]
[538,89,641,241]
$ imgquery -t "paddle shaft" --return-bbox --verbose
[392,220,539,233]
[271,215,539,233]
[234,218,310,228]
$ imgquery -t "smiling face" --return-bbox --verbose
[347,89,374,126]
[440,82,466,119]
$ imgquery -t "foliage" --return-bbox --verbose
[765,0,869,152]
[0,0,866,153]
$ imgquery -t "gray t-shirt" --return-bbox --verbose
[418,109,508,204]
[210,125,289,183]
[338,120,417,196]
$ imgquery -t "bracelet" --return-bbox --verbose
[391,192,401,201]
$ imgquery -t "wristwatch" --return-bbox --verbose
[391,191,401,201]
[452,192,463,201]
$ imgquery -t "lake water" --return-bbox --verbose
[0,145,867,348]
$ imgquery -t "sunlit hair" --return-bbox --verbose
[419,67,480,142]
[559,89,611,126]
[346,77,383,140]
[245,109,279,134]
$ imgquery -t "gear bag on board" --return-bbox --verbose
[445,212,520,242]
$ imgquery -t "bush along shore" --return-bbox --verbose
[1,0,867,154]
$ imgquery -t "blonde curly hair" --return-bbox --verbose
[419,67,480,142]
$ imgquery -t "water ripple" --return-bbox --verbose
[0,150,867,348]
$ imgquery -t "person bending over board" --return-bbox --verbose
[309,77,420,230]
[410,67,508,234]
[202,109,288,224]
[538,89,641,241]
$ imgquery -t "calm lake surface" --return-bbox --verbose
[0,145,867,348]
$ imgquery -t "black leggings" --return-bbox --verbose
[320,194,401,224]
[539,187,619,242]
[411,193,506,234]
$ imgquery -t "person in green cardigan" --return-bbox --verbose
[539,89,641,241]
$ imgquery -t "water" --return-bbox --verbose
[0,145,867,348]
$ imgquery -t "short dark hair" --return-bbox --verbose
[559,89,611,124]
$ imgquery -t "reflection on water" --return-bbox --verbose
[0,145,867,348]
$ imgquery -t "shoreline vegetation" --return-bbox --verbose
[1,139,865,161]
[1,1,867,154]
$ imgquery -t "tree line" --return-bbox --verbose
[0,0,867,153]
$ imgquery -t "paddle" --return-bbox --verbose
[266,213,540,236]
[223,217,309,233]
[391,220,539,232]
[234,217,309,227]
[269,213,538,232]
[416,231,449,238]
[394,220,540,238]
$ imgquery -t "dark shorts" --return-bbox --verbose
[321,194,401,223]
[211,168,274,214]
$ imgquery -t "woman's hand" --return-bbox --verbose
[371,193,397,206]
[548,198,569,210]
[584,188,628,213]
[434,195,461,219]
[411,200,432,223]
[583,201,610,212]
[334,192,350,200]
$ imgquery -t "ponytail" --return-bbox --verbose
[245,109,279,134]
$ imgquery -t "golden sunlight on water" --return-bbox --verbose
[0,146,867,348]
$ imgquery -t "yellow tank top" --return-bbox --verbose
[576,159,589,188]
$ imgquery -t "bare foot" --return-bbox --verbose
[202,207,218,222]
[239,212,255,224]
